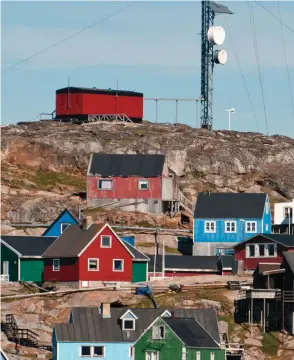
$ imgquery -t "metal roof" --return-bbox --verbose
[121,240,149,261]
[234,233,294,249]
[164,318,219,348]
[55,307,220,344]
[88,154,165,177]
[1,236,57,257]
[42,224,104,258]
[194,192,267,219]
[283,252,294,274]
[56,87,143,97]
[148,255,221,272]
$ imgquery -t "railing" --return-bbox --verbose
[4,314,39,347]
[87,114,133,123]
[238,288,281,300]
[276,291,294,302]
[0,274,9,281]
[224,343,244,355]
[177,190,195,214]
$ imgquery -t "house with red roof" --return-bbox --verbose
[42,223,149,287]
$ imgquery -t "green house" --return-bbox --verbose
[1,235,57,283]
[134,310,226,360]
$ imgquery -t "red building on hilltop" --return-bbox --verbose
[55,87,143,123]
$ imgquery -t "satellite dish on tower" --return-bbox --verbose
[214,49,227,65]
[207,26,225,45]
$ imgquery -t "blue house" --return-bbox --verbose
[193,192,271,256]
[42,209,81,237]
[52,305,221,360]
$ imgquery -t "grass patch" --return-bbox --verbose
[262,332,278,355]
[34,170,85,191]
[135,221,155,228]
[83,206,106,215]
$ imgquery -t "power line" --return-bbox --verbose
[1,2,137,74]
[248,1,269,135]
[277,1,294,123]
[255,1,294,33]
[224,18,260,132]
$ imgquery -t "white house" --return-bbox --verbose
[273,198,294,234]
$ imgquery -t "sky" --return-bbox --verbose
[1,1,294,137]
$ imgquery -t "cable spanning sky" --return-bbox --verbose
[2,1,294,138]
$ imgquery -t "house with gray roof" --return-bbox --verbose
[52,305,222,360]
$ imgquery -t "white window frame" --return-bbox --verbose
[129,346,134,358]
[80,345,91,357]
[88,258,99,271]
[122,318,135,330]
[145,351,159,360]
[225,221,236,233]
[113,259,124,272]
[284,207,293,218]
[97,179,113,190]
[245,221,257,233]
[60,223,71,234]
[100,235,112,248]
[138,179,149,190]
[53,259,60,272]
[210,352,215,360]
[246,243,277,258]
[93,345,105,358]
[204,221,216,233]
[196,351,201,360]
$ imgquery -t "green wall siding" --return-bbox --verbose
[20,259,44,283]
[187,348,226,360]
[135,318,183,360]
[132,262,147,283]
[1,244,19,281]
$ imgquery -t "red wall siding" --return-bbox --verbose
[87,176,162,200]
[79,226,133,282]
[43,258,79,282]
[56,93,143,119]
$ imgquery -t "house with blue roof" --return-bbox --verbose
[52,305,223,360]
[42,208,81,237]
[193,192,271,256]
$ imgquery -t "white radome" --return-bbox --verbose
[214,49,228,65]
[207,26,226,46]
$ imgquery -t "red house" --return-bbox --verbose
[233,234,294,271]
[86,154,182,215]
[55,87,143,123]
[42,223,149,287]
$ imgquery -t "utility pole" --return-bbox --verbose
[200,1,232,130]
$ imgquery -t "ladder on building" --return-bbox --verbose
[176,189,195,215]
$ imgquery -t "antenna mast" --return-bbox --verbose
[200,1,233,130]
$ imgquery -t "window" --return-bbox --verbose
[123,319,135,330]
[246,221,257,233]
[196,352,201,360]
[53,259,60,272]
[113,259,124,272]
[129,346,134,358]
[80,346,105,358]
[81,346,91,357]
[204,221,216,233]
[249,245,255,257]
[284,207,293,219]
[101,235,111,248]
[210,353,215,360]
[268,244,275,257]
[259,244,265,257]
[60,223,70,234]
[93,346,104,357]
[146,351,159,360]
[98,179,112,190]
[138,180,148,190]
[88,258,99,271]
[152,325,165,339]
[225,221,236,233]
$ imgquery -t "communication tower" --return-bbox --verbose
[200,1,233,130]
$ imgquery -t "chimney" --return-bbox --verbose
[101,303,111,318]
[82,216,93,230]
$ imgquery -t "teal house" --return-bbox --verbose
[42,208,81,237]
[1,235,57,283]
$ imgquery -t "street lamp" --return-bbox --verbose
[226,108,235,131]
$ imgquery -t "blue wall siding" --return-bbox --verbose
[43,211,79,237]
[194,218,264,244]
[55,342,132,360]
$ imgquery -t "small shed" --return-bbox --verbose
[1,236,57,283]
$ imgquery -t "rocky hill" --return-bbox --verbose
[1,120,294,224]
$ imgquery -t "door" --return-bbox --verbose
[146,351,159,360]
